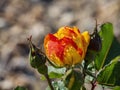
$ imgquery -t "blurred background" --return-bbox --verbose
[0,0,120,90]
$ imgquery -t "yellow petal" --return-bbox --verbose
[82,31,90,46]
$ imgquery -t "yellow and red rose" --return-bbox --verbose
[44,26,90,67]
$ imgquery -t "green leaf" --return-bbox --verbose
[97,56,120,86]
[65,70,84,90]
[48,66,66,79]
[48,72,64,79]
[14,86,27,90]
[113,86,120,90]
[95,22,114,70]
[105,37,120,65]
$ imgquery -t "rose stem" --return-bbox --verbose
[45,74,54,90]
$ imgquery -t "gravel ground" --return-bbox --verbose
[0,0,120,90]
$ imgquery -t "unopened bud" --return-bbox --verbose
[37,65,48,75]
[88,32,102,52]
[28,36,46,69]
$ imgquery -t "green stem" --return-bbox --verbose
[45,74,54,90]
[85,70,96,78]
